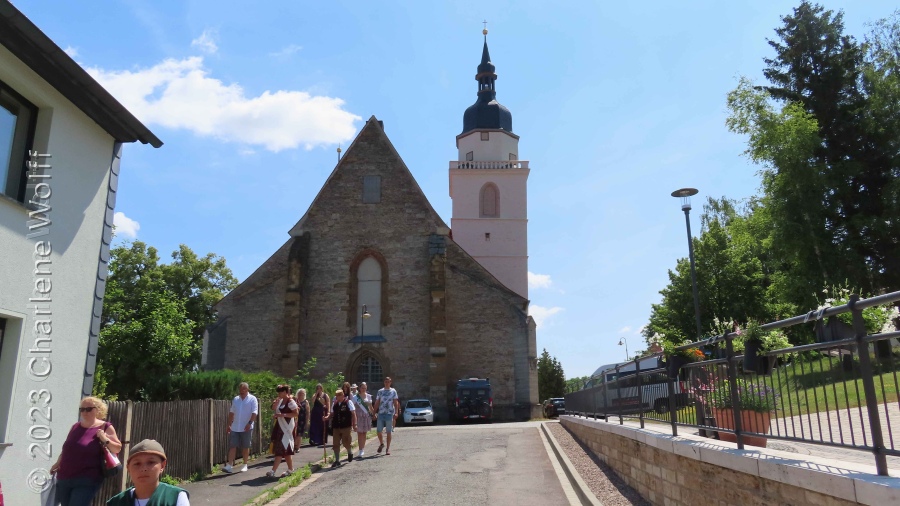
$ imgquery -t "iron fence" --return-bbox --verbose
[566,291,900,476]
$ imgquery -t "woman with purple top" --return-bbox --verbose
[50,396,122,506]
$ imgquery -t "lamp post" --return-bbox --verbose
[361,304,371,337]
[671,188,703,340]
[618,337,629,361]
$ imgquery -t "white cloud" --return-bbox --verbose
[269,44,303,59]
[528,271,553,290]
[113,212,140,238]
[619,326,631,334]
[64,46,79,58]
[191,29,218,54]
[86,57,361,152]
[530,304,563,327]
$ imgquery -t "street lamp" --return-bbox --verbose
[618,337,629,361]
[671,187,703,340]
[361,304,371,337]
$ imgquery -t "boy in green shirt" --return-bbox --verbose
[106,439,189,506]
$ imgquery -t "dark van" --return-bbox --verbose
[455,378,492,422]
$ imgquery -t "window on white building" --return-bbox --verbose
[480,183,499,217]
[466,151,474,161]
[0,81,38,202]
[480,131,489,141]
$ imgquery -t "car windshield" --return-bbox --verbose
[407,400,431,409]
[553,400,565,405]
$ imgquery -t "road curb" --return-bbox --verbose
[541,422,603,506]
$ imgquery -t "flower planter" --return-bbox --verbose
[756,355,777,375]
[667,355,691,380]
[710,408,771,447]
[742,340,761,373]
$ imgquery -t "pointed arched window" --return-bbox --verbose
[357,257,382,336]
[480,183,499,217]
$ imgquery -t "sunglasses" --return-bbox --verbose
[79,407,95,412]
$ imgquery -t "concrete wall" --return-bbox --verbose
[561,416,900,506]
[0,44,117,506]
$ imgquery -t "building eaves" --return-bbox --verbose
[0,1,162,148]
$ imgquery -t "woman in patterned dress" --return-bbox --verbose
[267,385,299,478]
[293,388,310,452]
[351,382,375,458]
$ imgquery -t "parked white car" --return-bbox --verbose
[402,399,434,424]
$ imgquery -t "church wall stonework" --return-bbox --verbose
[444,242,537,420]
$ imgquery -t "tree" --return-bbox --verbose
[537,349,566,401]
[96,241,238,399]
[644,198,772,348]
[727,3,900,310]
[96,290,196,400]
[565,376,589,394]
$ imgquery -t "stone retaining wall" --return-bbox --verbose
[561,416,899,506]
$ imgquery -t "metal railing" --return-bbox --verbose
[566,291,900,476]
[449,160,530,169]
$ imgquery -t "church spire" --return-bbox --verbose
[462,26,513,134]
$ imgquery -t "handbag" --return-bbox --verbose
[100,422,122,478]
[40,475,56,506]
[102,447,122,477]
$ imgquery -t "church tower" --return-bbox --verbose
[450,30,529,299]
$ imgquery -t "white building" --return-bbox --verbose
[449,32,530,299]
[0,2,160,503]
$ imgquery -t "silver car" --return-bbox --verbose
[402,399,434,425]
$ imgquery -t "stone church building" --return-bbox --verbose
[205,35,540,420]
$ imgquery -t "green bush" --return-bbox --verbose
[143,359,345,441]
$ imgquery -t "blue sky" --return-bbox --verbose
[15,0,896,378]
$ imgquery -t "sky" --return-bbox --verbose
[14,0,897,379]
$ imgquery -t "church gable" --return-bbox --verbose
[290,116,447,237]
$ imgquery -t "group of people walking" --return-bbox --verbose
[48,376,402,505]
[223,377,401,477]
[51,396,189,506]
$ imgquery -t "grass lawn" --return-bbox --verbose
[762,355,899,417]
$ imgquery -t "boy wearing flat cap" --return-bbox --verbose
[106,439,190,506]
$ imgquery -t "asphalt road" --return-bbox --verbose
[282,421,571,505]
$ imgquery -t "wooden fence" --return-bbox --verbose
[91,399,264,505]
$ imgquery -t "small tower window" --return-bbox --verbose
[362,175,381,203]
[509,153,517,161]
[480,132,489,141]
[466,151,474,161]
[480,183,499,217]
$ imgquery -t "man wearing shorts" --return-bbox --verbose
[225,382,258,472]
[373,377,400,455]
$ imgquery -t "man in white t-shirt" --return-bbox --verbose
[225,382,258,473]
[373,377,400,456]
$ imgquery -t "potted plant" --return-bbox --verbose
[662,341,705,380]
[740,320,791,375]
[696,377,777,447]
